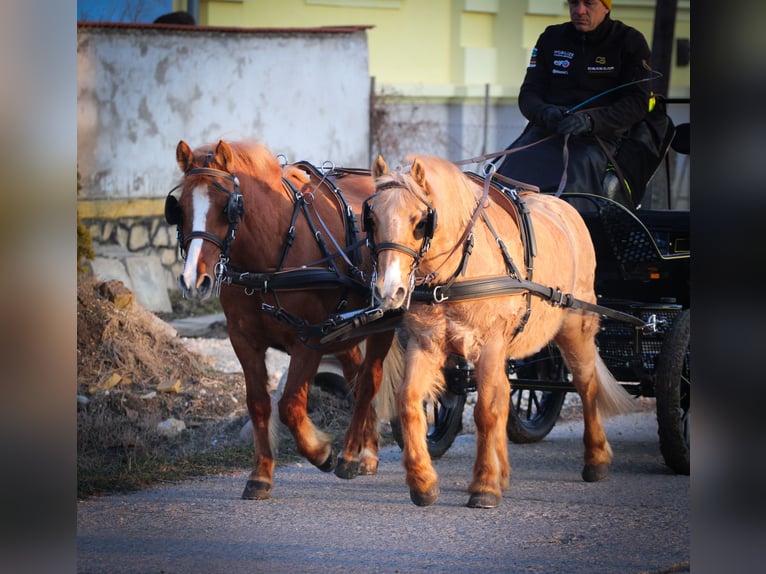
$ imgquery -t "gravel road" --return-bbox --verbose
[77,409,689,574]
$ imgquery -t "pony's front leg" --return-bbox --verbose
[238,349,276,500]
[398,346,444,506]
[468,340,511,508]
[335,331,394,479]
[278,349,337,472]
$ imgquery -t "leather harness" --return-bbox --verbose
[169,161,645,348]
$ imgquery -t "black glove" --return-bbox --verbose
[537,106,567,132]
[557,113,592,136]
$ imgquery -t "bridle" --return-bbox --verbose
[363,179,437,265]
[164,159,245,297]
[164,164,243,262]
[364,171,494,291]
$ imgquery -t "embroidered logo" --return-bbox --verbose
[587,55,614,73]
[554,59,570,68]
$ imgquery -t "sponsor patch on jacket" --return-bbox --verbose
[528,47,538,68]
[587,56,615,73]
[550,48,573,74]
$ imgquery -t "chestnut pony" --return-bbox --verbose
[166,139,394,499]
[366,155,633,508]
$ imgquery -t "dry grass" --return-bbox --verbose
[76,276,358,498]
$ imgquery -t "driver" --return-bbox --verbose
[495,0,655,207]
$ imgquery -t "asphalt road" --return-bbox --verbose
[77,411,689,574]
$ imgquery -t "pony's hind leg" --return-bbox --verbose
[467,339,511,508]
[554,312,613,482]
[338,343,385,478]
[335,331,394,479]
[278,348,338,473]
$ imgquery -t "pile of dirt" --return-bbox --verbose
[76,275,354,497]
[77,275,245,422]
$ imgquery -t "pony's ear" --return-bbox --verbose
[411,158,428,190]
[215,140,235,170]
[176,140,193,173]
[372,154,389,178]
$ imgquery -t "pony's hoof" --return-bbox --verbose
[317,448,338,473]
[409,485,440,507]
[467,492,501,509]
[334,456,360,480]
[359,459,379,476]
[241,480,271,500]
[582,463,609,482]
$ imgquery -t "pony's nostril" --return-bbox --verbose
[393,286,407,307]
[178,275,190,298]
[197,274,214,298]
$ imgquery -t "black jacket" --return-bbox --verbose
[519,16,651,138]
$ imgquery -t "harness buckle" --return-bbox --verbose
[549,288,565,307]
[432,285,449,303]
[214,256,229,298]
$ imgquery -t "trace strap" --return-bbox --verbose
[411,276,646,328]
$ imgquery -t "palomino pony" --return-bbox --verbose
[366,154,634,508]
[166,139,394,499]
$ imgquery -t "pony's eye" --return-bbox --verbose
[413,219,427,239]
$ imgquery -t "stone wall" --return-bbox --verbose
[84,213,182,312]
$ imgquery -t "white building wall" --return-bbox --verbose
[77,25,371,199]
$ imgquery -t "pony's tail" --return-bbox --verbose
[375,333,405,422]
[595,352,636,418]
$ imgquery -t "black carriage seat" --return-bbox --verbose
[560,192,689,283]
[670,123,690,155]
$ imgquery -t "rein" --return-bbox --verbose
[452,107,608,200]
[418,170,492,287]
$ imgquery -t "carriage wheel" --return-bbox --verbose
[506,389,566,443]
[312,372,352,400]
[390,390,467,459]
[655,309,690,475]
[506,347,567,444]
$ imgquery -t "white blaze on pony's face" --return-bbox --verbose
[370,155,431,311]
[375,203,411,310]
[178,184,213,299]
[172,139,234,301]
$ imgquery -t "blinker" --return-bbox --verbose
[164,190,182,226]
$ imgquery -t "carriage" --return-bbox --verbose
[166,105,689,506]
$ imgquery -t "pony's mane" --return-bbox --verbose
[404,154,482,226]
[195,140,283,188]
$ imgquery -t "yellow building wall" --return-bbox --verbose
[202,0,454,86]
[197,0,690,99]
